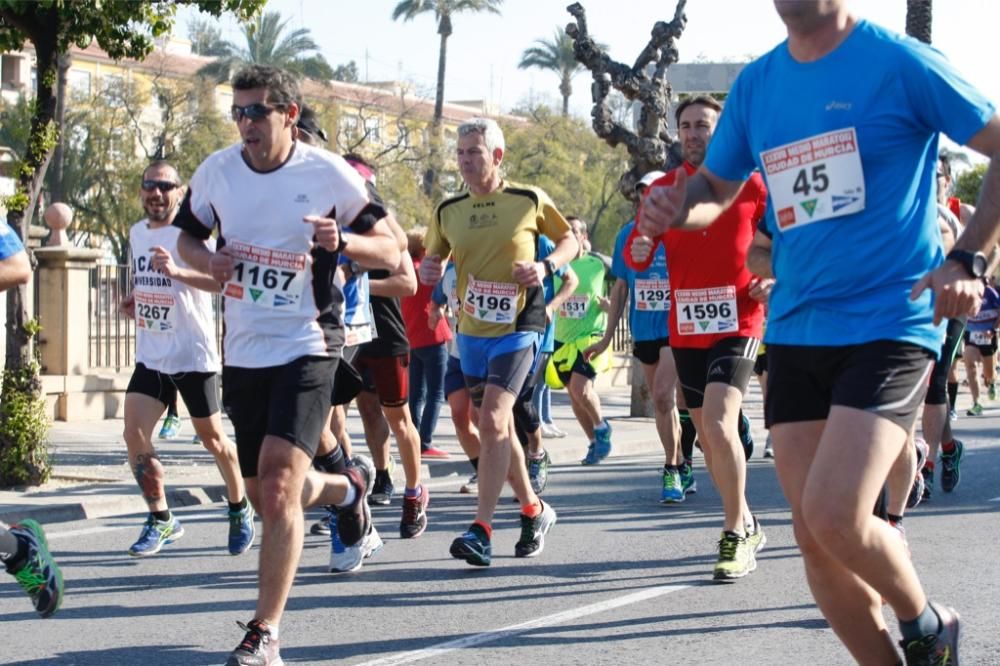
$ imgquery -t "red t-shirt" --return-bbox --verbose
[625,163,767,349]
[402,257,453,350]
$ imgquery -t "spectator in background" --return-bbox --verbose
[402,226,452,458]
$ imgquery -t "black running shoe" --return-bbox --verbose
[738,411,754,461]
[514,501,557,558]
[369,471,394,506]
[399,486,429,539]
[940,440,964,493]
[450,523,491,566]
[337,466,372,547]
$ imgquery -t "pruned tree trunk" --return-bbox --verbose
[906,0,932,44]
[49,51,70,203]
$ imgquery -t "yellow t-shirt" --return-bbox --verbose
[425,181,571,338]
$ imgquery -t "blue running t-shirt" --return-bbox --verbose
[612,220,669,342]
[705,20,995,354]
[0,222,24,260]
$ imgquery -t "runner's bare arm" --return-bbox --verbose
[149,246,222,293]
[547,230,579,270]
[584,278,627,360]
[637,167,744,237]
[0,248,30,292]
[369,251,417,298]
[547,263,578,314]
[746,229,774,279]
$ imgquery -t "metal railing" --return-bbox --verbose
[88,264,223,371]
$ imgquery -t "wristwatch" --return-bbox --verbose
[946,249,988,279]
[543,259,556,278]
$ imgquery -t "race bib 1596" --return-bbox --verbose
[675,286,738,335]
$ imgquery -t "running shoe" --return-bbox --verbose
[128,514,184,557]
[541,423,567,438]
[5,520,64,618]
[191,433,202,444]
[421,444,451,459]
[450,523,492,566]
[337,465,372,547]
[158,414,182,439]
[226,619,281,666]
[907,439,928,509]
[460,473,478,495]
[763,433,774,459]
[515,500,557,558]
[593,420,613,461]
[228,501,255,555]
[746,516,766,556]
[581,441,600,465]
[370,471,395,506]
[989,383,997,401]
[330,520,384,574]
[899,601,960,666]
[660,467,684,504]
[713,531,755,580]
[527,450,551,494]
[966,402,983,416]
[738,412,754,460]
[679,459,698,494]
[940,439,964,493]
[948,408,958,421]
[399,486,429,539]
[310,508,334,536]
[921,465,933,501]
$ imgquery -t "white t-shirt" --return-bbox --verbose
[130,221,220,374]
[174,142,381,368]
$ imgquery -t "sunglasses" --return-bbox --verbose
[230,102,285,122]
[141,180,180,193]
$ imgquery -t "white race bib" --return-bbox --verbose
[134,290,177,334]
[675,286,738,335]
[463,276,517,323]
[344,322,375,347]
[971,329,992,346]
[560,295,589,320]
[223,240,308,309]
[634,278,670,312]
[761,127,865,232]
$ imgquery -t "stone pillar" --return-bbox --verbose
[34,247,104,375]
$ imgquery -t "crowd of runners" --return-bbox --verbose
[1,1,998,664]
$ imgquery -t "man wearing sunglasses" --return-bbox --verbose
[120,161,253,560]
[173,65,400,666]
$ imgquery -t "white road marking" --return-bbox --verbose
[353,584,690,666]
[988,496,1000,503]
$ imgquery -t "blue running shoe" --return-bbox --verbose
[5,519,64,618]
[581,441,600,465]
[228,501,255,555]
[660,467,685,504]
[158,414,181,439]
[594,419,613,461]
[128,514,184,557]
[450,523,491,566]
[680,459,697,494]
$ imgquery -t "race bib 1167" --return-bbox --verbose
[223,240,308,309]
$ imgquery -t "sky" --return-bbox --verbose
[175,1,999,131]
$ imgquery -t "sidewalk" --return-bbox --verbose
[1,384,757,525]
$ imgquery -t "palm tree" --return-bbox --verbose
[905,0,932,44]
[518,26,587,117]
[392,0,503,125]
[197,11,334,83]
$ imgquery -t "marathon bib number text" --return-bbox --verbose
[761,127,865,232]
[223,240,308,309]
[134,291,177,334]
[560,295,589,320]
[464,276,517,323]
[970,329,993,346]
[675,286,738,335]
[635,278,670,312]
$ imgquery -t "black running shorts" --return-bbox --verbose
[126,363,220,419]
[632,337,670,366]
[671,336,759,410]
[223,355,337,478]
[465,344,536,408]
[765,340,934,430]
[926,319,965,405]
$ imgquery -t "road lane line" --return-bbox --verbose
[353,584,690,666]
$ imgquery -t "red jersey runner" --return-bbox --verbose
[625,163,768,349]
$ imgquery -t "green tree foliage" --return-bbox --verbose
[196,10,334,82]
[503,108,631,254]
[518,26,597,117]
[187,16,230,56]
[332,61,360,83]
[0,0,265,488]
[392,0,504,198]
[954,163,987,206]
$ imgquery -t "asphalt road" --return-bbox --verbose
[2,439,998,665]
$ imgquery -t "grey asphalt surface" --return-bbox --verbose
[0,385,998,665]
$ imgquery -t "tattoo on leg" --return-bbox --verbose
[132,453,165,507]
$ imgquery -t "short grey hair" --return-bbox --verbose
[457,117,505,155]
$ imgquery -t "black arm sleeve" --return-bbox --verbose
[172,189,213,241]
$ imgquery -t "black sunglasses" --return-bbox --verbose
[230,102,285,122]
[141,179,180,193]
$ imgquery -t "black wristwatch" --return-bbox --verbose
[946,249,988,279]
[543,259,556,278]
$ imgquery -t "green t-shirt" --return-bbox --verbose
[555,253,608,343]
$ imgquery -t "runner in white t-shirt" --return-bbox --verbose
[173,66,401,666]
[119,160,253,559]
